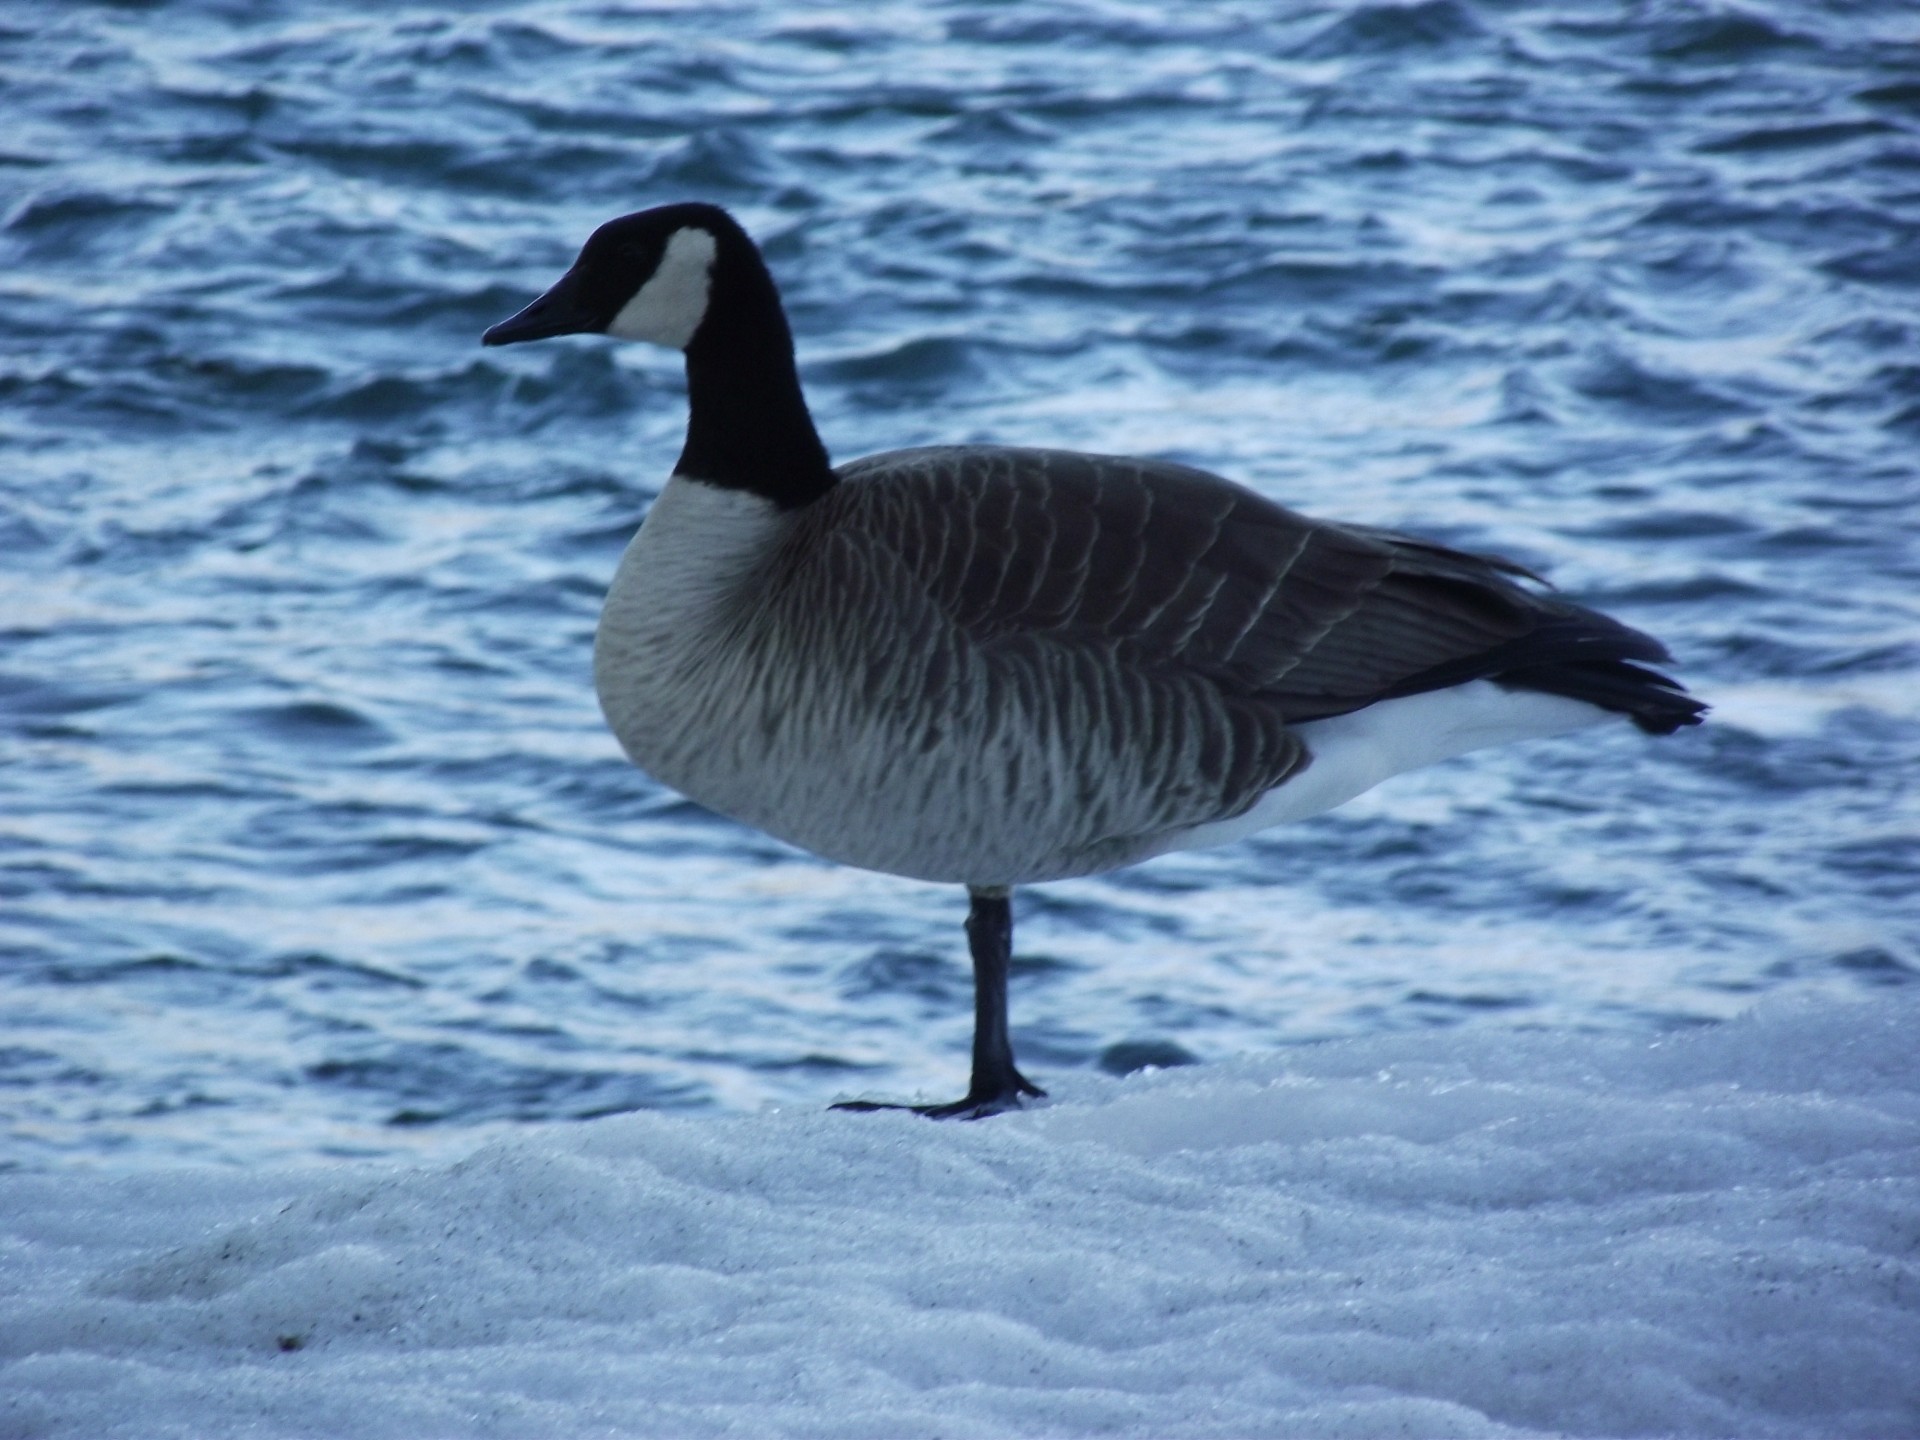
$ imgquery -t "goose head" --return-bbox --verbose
[482,202,834,507]
[482,202,746,351]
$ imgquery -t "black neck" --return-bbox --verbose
[676,227,836,510]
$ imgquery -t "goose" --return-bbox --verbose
[483,202,1705,1119]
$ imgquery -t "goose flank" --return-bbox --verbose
[483,202,1704,1119]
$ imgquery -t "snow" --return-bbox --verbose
[3,993,1916,1440]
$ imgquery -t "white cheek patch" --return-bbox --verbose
[606,227,717,348]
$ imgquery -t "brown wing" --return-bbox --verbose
[832,445,1660,705]
[809,446,1697,858]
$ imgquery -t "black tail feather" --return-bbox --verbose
[1376,598,1707,734]
[1499,658,1707,735]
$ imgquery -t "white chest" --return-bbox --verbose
[587,475,1051,885]
[592,477,789,777]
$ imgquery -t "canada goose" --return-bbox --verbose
[483,202,1704,1119]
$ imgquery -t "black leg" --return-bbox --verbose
[833,885,1047,1121]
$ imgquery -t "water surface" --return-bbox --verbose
[2,0,1916,1168]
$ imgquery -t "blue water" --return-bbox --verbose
[2,1,1916,1169]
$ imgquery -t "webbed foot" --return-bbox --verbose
[832,1072,1045,1121]
[830,887,1041,1122]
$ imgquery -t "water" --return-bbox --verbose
[2,0,1915,1170]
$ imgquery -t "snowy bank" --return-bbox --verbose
[4,992,1917,1439]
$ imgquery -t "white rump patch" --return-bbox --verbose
[607,227,717,349]
[1156,681,1610,857]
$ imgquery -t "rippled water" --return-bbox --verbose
[3,1,1916,1169]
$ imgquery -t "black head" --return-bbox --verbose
[483,202,833,506]
[482,202,747,349]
